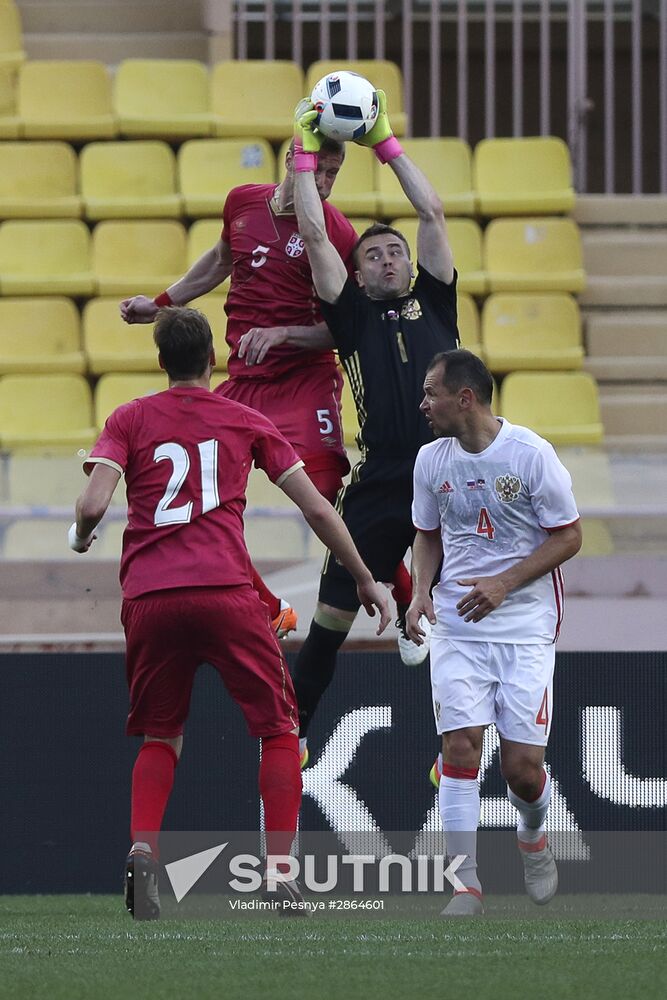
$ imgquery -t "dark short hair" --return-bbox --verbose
[153,307,213,381]
[353,223,411,268]
[287,136,345,160]
[427,349,494,405]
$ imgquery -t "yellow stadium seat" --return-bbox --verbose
[0,141,81,218]
[178,138,276,218]
[189,294,230,370]
[95,519,125,560]
[390,217,486,294]
[82,298,159,374]
[94,372,167,429]
[114,59,212,139]
[0,2,25,72]
[80,141,181,221]
[457,293,482,353]
[6,451,89,505]
[0,373,96,449]
[0,220,94,296]
[499,371,604,445]
[305,60,407,136]
[186,219,229,296]
[485,218,585,293]
[92,220,187,297]
[0,65,19,138]
[326,142,378,216]
[211,61,304,141]
[18,60,116,140]
[474,137,575,216]
[2,518,81,561]
[378,138,475,217]
[578,519,614,557]
[482,293,584,373]
[0,298,84,374]
[348,217,376,237]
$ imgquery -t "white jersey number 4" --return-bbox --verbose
[153,440,220,526]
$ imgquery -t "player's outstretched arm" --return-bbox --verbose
[280,469,391,633]
[293,102,348,305]
[69,463,121,553]
[405,528,441,643]
[355,90,453,285]
[120,239,233,324]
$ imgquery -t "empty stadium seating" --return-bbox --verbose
[0,219,94,296]
[94,372,168,429]
[585,312,667,381]
[0,373,96,449]
[305,60,407,136]
[499,371,604,445]
[82,297,159,374]
[482,293,584,372]
[377,138,475,216]
[457,294,482,353]
[178,138,276,218]
[485,218,585,293]
[92,219,187,296]
[0,2,26,72]
[80,141,181,220]
[324,142,378,216]
[114,59,212,138]
[474,137,575,215]
[0,297,84,374]
[2,519,82,561]
[580,231,667,307]
[0,65,19,138]
[18,60,116,140]
[390,217,486,294]
[0,141,81,218]
[211,61,304,141]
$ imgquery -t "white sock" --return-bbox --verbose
[439,772,482,895]
[299,737,308,755]
[507,768,551,846]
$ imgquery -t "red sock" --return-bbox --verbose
[251,566,281,619]
[259,733,301,869]
[391,561,412,607]
[130,741,178,857]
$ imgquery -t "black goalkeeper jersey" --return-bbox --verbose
[320,265,459,459]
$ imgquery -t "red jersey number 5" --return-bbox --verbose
[476,506,495,540]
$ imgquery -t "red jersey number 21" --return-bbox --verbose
[476,506,495,540]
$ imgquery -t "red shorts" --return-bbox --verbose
[218,364,349,479]
[121,585,299,739]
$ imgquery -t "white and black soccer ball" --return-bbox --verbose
[310,71,379,142]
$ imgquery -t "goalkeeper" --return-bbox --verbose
[291,91,459,766]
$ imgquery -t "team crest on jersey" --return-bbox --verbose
[233,216,247,230]
[285,233,305,257]
[495,474,522,503]
[401,298,422,321]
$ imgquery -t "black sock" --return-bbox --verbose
[292,621,348,738]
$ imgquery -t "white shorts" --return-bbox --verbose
[430,638,555,746]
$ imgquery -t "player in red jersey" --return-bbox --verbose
[69,306,390,919]
[119,139,415,655]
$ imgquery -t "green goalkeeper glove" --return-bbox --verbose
[354,90,403,163]
[294,98,323,154]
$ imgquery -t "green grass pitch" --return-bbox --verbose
[1,895,666,1000]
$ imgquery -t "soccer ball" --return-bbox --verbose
[310,71,379,142]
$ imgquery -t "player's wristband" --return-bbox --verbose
[373,136,404,164]
[68,522,94,553]
[153,290,173,308]
[294,151,317,172]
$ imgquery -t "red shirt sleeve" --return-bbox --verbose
[250,411,305,484]
[84,401,137,475]
[221,185,244,245]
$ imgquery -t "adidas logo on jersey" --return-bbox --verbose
[438,481,454,493]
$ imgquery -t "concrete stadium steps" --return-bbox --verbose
[598,384,667,450]
[579,229,667,307]
[18,1,208,62]
[574,195,667,227]
[584,311,667,381]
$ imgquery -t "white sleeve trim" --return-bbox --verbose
[275,460,305,487]
[83,456,124,477]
